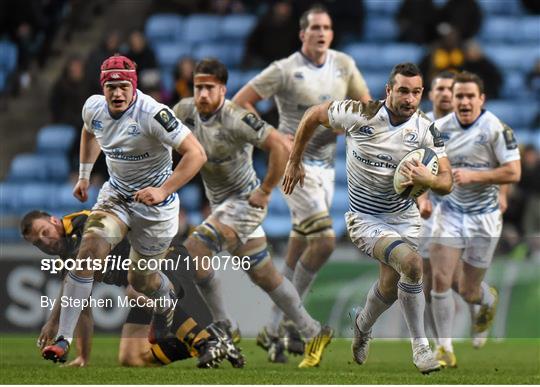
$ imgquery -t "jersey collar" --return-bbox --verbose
[299,50,327,69]
[455,109,486,130]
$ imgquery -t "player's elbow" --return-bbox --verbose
[507,168,521,184]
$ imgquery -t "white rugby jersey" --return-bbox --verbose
[82,90,190,201]
[328,100,447,215]
[249,49,369,168]
[435,110,520,214]
[174,98,272,206]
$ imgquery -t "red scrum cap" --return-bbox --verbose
[100,54,137,93]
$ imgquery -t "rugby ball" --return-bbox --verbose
[393,148,439,198]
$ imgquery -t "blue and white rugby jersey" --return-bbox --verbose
[82,90,191,200]
[328,100,447,215]
[249,49,369,168]
[435,110,520,214]
[173,98,273,206]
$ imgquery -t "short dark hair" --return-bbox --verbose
[194,58,228,85]
[20,210,51,237]
[388,62,423,87]
[299,4,330,30]
[431,70,456,88]
[453,71,485,94]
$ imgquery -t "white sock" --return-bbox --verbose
[57,272,94,343]
[149,271,174,314]
[356,281,395,333]
[425,300,439,345]
[292,260,317,299]
[267,264,295,335]
[480,282,495,307]
[196,272,233,323]
[268,278,320,338]
[398,281,429,348]
[431,288,455,351]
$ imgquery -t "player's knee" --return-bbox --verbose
[118,351,147,367]
[432,269,453,291]
[248,261,280,292]
[399,252,423,285]
[308,235,335,259]
[188,222,223,256]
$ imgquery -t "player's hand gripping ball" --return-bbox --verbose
[393,148,439,198]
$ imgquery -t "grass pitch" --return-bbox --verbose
[1,336,539,384]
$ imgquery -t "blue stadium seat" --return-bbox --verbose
[179,184,202,212]
[0,182,20,212]
[220,14,257,41]
[381,44,423,69]
[336,134,346,155]
[45,155,70,182]
[0,40,18,73]
[0,69,6,91]
[36,125,76,154]
[8,154,48,181]
[332,186,350,213]
[478,0,523,16]
[331,212,347,238]
[193,42,244,68]
[364,0,401,16]
[484,44,538,71]
[263,215,291,239]
[486,100,538,128]
[18,183,58,210]
[501,71,527,99]
[362,71,388,99]
[363,17,398,42]
[227,69,244,95]
[335,160,347,187]
[519,16,540,44]
[343,44,384,71]
[145,14,184,44]
[268,189,289,215]
[184,15,222,43]
[480,17,517,43]
[160,68,175,95]
[154,42,192,69]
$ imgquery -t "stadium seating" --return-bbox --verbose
[363,17,399,42]
[364,0,401,16]
[268,189,289,215]
[484,44,538,72]
[193,42,244,68]
[178,184,202,212]
[145,14,184,44]
[153,42,192,70]
[36,125,77,154]
[220,14,257,41]
[263,214,291,238]
[184,15,222,43]
[486,100,538,128]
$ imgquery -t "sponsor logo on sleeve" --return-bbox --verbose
[503,127,518,150]
[154,108,179,132]
[241,113,266,131]
[91,119,103,131]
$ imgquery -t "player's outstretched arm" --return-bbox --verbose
[73,126,102,202]
[282,101,332,195]
[249,130,290,208]
[453,160,521,186]
[232,85,263,116]
[135,133,207,205]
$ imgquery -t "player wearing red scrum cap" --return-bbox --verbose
[42,54,207,364]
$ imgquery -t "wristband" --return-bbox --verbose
[79,163,94,180]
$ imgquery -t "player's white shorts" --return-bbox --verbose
[93,181,179,256]
[418,202,441,259]
[211,194,266,244]
[345,206,421,258]
[281,163,335,225]
[431,202,502,269]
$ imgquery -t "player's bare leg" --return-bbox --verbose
[459,262,498,344]
[422,259,439,347]
[429,243,461,367]
[42,211,126,363]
